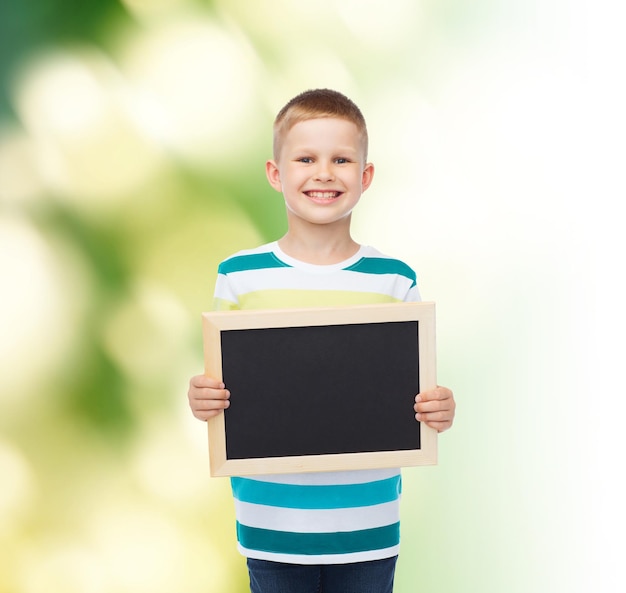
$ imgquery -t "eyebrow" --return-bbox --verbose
[289,145,361,155]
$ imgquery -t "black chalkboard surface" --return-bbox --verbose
[202,302,437,476]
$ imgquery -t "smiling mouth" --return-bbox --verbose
[305,191,341,199]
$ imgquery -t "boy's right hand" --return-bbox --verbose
[187,374,230,421]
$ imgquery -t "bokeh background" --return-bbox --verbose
[1,1,624,592]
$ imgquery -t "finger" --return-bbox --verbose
[415,409,452,423]
[196,386,230,400]
[415,386,452,403]
[191,374,225,390]
[421,419,454,433]
[188,375,229,400]
[189,391,231,414]
[194,394,231,409]
[415,409,454,428]
[189,393,231,421]
[192,407,227,421]
[414,399,453,414]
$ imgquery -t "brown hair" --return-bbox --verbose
[273,89,368,160]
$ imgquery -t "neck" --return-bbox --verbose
[278,226,360,265]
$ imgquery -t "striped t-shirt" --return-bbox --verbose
[213,241,421,564]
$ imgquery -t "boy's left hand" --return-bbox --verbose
[414,386,456,433]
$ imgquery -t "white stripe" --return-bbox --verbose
[273,242,367,272]
[213,275,238,304]
[248,468,400,486]
[234,499,401,533]
[224,243,402,268]
[239,544,400,565]
[222,268,414,296]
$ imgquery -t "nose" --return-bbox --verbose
[313,160,334,182]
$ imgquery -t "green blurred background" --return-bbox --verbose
[1,1,623,592]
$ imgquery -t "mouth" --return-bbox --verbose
[304,191,342,200]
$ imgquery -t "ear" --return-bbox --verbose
[265,160,282,192]
[361,162,375,192]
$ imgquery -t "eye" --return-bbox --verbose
[297,157,313,163]
[334,157,350,164]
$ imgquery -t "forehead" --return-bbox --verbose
[281,118,364,153]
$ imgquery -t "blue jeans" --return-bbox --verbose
[247,556,397,593]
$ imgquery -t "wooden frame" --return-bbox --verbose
[202,302,437,477]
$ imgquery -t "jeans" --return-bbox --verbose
[247,556,397,593]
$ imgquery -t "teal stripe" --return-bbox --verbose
[231,476,401,509]
[237,522,400,556]
[218,252,291,274]
[344,257,417,288]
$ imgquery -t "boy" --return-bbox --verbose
[188,89,456,593]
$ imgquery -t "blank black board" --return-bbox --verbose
[221,320,420,460]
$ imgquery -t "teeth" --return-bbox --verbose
[307,191,339,199]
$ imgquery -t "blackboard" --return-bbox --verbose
[202,302,437,476]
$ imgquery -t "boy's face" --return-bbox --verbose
[266,117,374,230]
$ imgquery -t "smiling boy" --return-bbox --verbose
[188,89,456,593]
